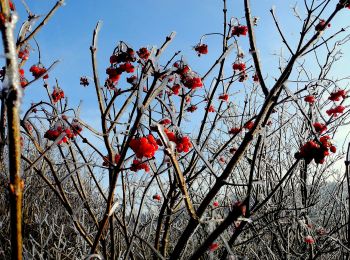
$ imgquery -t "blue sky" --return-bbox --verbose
[14,0,350,149]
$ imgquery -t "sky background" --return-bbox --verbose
[11,0,350,155]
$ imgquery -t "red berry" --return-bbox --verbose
[209,243,219,252]
[244,121,254,130]
[304,95,316,103]
[304,235,315,244]
[153,194,161,201]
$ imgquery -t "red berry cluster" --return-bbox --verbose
[19,69,28,88]
[229,127,241,135]
[71,120,83,136]
[304,95,316,104]
[328,89,346,101]
[153,194,161,201]
[130,134,158,159]
[207,105,215,113]
[159,118,171,125]
[106,62,134,83]
[30,64,48,79]
[176,136,192,153]
[232,62,246,71]
[326,105,345,117]
[186,105,197,113]
[9,1,15,11]
[175,63,203,90]
[232,25,248,37]
[106,67,121,84]
[110,47,136,64]
[137,47,151,60]
[18,46,29,61]
[164,129,192,153]
[252,73,259,82]
[171,84,181,95]
[131,159,150,172]
[194,43,208,56]
[44,122,82,144]
[295,136,336,164]
[313,122,327,134]
[51,87,65,103]
[326,89,347,117]
[209,243,219,252]
[107,47,136,87]
[127,75,138,86]
[239,73,248,82]
[219,93,229,102]
[182,75,203,90]
[304,235,315,244]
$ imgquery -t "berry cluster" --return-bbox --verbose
[164,129,193,153]
[159,118,171,125]
[219,93,229,102]
[304,235,315,244]
[186,105,197,113]
[137,47,151,60]
[51,87,65,103]
[153,194,161,201]
[233,62,248,82]
[30,64,48,79]
[304,95,316,104]
[207,105,215,113]
[44,121,82,144]
[19,69,28,88]
[252,73,259,82]
[194,43,208,56]
[295,136,336,164]
[326,105,345,117]
[326,89,347,117]
[232,62,246,71]
[109,47,136,64]
[107,46,136,86]
[209,243,219,252]
[131,159,150,172]
[171,84,181,95]
[130,134,159,159]
[18,46,29,61]
[313,122,327,134]
[231,25,248,37]
[175,63,203,90]
[229,127,241,135]
[328,89,346,101]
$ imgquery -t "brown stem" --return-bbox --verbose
[244,0,269,97]
[0,1,23,259]
[16,0,65,50]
